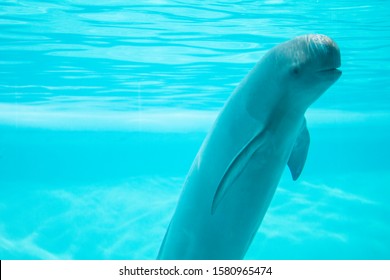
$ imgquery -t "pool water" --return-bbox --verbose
[0,0,389,259]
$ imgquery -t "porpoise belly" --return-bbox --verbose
[158,128,294,260]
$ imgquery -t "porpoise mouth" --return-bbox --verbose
[317,67,342,74]
[316,59,342,78]
[315,67,342,82]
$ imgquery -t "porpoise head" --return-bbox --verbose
[267,34,342,111]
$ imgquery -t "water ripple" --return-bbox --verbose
[0,0,389,113]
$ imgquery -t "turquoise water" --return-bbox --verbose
[0,0,389,260]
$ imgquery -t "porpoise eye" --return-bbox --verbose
[290,65,300,76]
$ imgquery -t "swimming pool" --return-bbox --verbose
[0,0,389,259]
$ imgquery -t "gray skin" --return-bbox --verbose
[158,34,342,260]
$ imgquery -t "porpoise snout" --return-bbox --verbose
[306,34,341,71]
